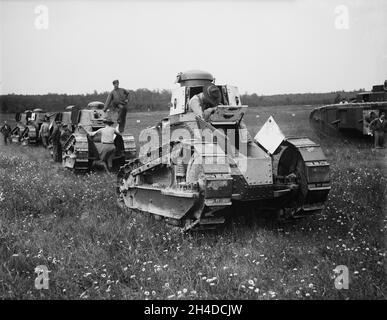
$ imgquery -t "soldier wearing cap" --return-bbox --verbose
[49,120,62,162]
[104,79,130,133]
[84,116,122,171]
[0,121,12,145]
[189,84,222,121]
[39,116,50,148]
[188,84,252,142]
[370,112,387,149]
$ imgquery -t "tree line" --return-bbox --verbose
[0,88,363,114]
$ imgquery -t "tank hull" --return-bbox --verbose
[310,102,387,137]
[118,112,331,231]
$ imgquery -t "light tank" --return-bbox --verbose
[62,101,136,173]
[117,70,331,231]
[12,109,47,145]
[310,80,387,137]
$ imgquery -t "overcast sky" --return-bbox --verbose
[0,0,386,95]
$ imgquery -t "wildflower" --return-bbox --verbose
[144,291,150,296]
[183,288,188,294]
[254,288,259,293]
[248,279,255,286]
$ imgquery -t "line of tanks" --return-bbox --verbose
[16,70,385,230]
[11,102,136,173]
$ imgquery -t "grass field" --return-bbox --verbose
[0,106,386,300]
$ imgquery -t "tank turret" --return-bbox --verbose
[175,70,214,87]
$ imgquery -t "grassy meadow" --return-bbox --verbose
[0,106,386,300]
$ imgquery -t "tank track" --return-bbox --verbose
[62,134,91,173]
[117,158,142,207]
[116,156,229,232]
[277,138,331,219]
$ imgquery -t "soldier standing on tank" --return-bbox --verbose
[103,80,130,133]
[49,121,62,162]
[370,112,386,149]
[0,121,12,145]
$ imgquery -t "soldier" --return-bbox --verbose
[39,116,50,148]
[370,112,386,149]
[59,124,72,148]
[49,120,62,162]
[83,116,121,171]
[103,79,130,133]
[188,84,252,142]
[0,121,12,145]
[188,84,221,121]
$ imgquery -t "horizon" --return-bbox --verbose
[0,82,372,97]
[0,86,369,97]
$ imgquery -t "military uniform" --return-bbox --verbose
[39,121,50,148]
[49,123,62,162]
[188,92,217,121]
[0,123,12,145]
[370,117,387,148]
[104,87,130,133]
[188,89,252,142]
[87,119,121,169]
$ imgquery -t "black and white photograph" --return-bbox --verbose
[0,0,386,306]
